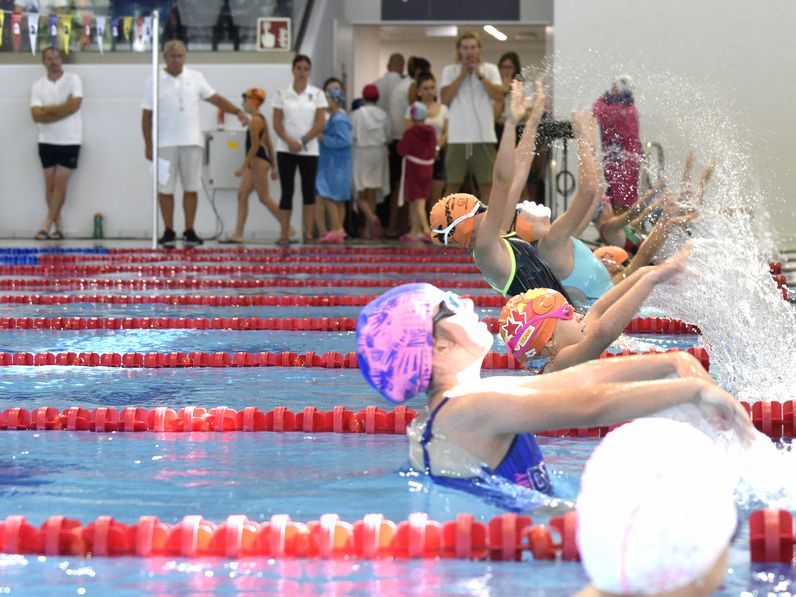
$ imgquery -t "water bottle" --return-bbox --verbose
[217,108,225,130]
[93,213,104,239]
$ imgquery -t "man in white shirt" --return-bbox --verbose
[141,40,248,247]
[440,31,503,203]
[30,47,82,241]
[373,53,404,118]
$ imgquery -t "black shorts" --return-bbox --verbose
[38,143,80,170]
[433,147,446,181]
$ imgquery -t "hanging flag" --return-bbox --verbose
[82,15,91,49]
[122,16,132,41]
[12,12,22,52]
[60,15,71,54]
[0,12,5,49]
[143,16,152,44]
[110,17,119,48]
[27,13,38,55]
[49,14,57,49]
[96,16,105,54]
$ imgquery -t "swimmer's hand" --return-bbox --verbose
[698,383,757,445]
[235,165,245,177]
[526,80,546,127]
[507,80,526,126]
[654,241,694,284]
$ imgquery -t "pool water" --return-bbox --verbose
[0,246,789,596]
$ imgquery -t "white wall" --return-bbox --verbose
[0,62,292,239]
[553,0,796,242]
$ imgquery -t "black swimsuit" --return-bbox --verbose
[245,114,272,165]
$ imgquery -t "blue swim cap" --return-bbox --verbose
[410,101,427,122]
[356,283,446,403]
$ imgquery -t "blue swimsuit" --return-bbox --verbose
[560,237,613,309]
[419,397,552,496]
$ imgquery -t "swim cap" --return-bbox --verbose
[430,194,485,247]
[513,201,552,243]
[243,88,265,106]
[410,101,427,121]
[356,283,447,404]
[498,288,574,363]
[362,83,379,102]
[577,418,737,595]
[593,245,629,265]
[613,74,634,94]
[327,86,346,104]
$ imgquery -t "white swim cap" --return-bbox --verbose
[576,418,737,595]
[613,74,634,94]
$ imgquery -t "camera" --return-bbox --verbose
[536,119,574,142]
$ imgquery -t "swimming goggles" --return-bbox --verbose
[506,302,575,355]
[432,292,463,327]
[432,202,486,246]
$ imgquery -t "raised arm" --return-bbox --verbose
[440,66,466,106]
[206,94,249,126]
[502,80,546,231]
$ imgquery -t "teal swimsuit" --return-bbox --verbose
[560,238,613,309]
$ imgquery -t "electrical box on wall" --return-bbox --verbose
[204,130,246,190]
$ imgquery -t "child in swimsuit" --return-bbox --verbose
[223,88,282,244]
[499,242,692,373]
[355,283,756,505]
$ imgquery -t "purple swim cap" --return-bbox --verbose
[356,283,446,403]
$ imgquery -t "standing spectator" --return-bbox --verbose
[272,54,327,244]
[141,40,248,247]
[30,47,82,240]
[405,71,448,212]
[593,75,642,211]
[351,84,390,240]
[440,31,503,202]
[316,80,352,244]
[493,51,522,142]
[385,56,430,236]
[397,102,436,243]
[373,52,404,117]
[222,87,281,244]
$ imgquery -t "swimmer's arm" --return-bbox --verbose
[502,81,546,231]
[469,377,729,435]
[262,119,278,178]
[539,112,599,248]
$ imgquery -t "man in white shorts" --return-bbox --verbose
[141,40,248,247]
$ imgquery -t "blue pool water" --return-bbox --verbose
[0,246,788,596]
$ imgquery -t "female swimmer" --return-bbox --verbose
[500,243,692,373]
[356,283,756,501]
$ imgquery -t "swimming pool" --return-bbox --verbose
[0,245,790,596]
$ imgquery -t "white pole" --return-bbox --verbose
[151,10,160,250]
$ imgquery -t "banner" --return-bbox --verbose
[96,16,105,54]
[11,12,21,52]
[49,14,56,49]
[26,13,38,55]
[0,12,4,49]
[122,16,132,41]
[83,15,91,49]
[60,15,71,54]
[111,17,119,48]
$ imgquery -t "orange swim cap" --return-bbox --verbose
[514,215,537,243]
[243,87,266,106]
[593,245,629,265]
[430,194,485,247]
[499,288,574,364]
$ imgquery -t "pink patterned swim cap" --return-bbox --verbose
[356,283,447,403]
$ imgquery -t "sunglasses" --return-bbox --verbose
[432,202,486,246]
[432,292,464,328]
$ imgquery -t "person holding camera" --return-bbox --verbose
[440,31,503,203]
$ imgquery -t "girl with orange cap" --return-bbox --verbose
[429,81,574,303]
[223,87,282,243]
[499,243,692,373]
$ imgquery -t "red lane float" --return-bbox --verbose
[103,246,467,256]
[0,315,700,335]
[749,509,795,563]
[0,347,708,371]
[0,512,579,560]
[0,293,506,307]
[37,254,475,265]
[0,264,481,277]
[0,278,493,290]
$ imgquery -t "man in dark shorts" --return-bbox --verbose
[30,47,83,240]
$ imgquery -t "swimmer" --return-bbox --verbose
[499,242,693,373]
[429,81,574,302]
[356,283,755,503]
[575,418,738,597]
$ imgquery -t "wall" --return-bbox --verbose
[553,0,796,242]
[0,62,292,239]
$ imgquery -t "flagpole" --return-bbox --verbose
[151,10,159,250]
